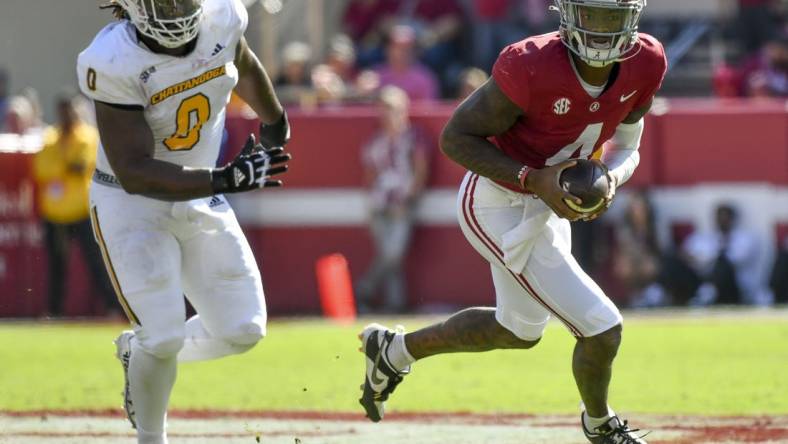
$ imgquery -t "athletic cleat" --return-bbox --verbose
[114,331,136,429]
[358,323,410,422]
[582,413,649,443]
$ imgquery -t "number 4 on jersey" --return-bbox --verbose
[545,123,603,166]
[164,93,211,151]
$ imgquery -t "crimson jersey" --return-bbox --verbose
[492,32,667,180]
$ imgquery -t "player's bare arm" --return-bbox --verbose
[623,99,652,123]
[94,101,215,200]
[440,79,523,184]
[441,79,584,221]
[95,102,289,200]
[234,36,290,147]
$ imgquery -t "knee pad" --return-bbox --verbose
[224,322,266,347]
[495,309,548,342]
[139,335,184,359]
[585,303,623,337]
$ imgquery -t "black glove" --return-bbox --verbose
[210,134,290,194]
[258,110,290,149]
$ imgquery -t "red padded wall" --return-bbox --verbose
[1,99,786,317]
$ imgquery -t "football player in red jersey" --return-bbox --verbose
[358,1,666,443]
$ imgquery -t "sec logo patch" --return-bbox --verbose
[553,98,571,115]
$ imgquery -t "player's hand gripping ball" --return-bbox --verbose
[559,159,610,214]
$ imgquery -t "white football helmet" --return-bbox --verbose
[552,0,646,67]
[115,0,203,49]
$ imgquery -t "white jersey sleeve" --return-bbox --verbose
[204,0,248,44]
[233,0,249,37]
[77,22,146,107]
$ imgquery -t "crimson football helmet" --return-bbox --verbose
[114,0,203,49]
[553,0,646,67]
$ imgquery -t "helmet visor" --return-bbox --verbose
[144,0,202,22]
[577,6,630,46]
[138,0,203,48]
[557,0,644,65]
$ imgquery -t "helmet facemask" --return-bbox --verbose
[116,0,203,49]
[553,0,645,67]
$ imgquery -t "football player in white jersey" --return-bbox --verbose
[77,1,290,443]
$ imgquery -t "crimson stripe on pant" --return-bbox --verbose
[461,173,583,337]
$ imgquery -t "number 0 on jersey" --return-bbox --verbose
[164,93,211,151]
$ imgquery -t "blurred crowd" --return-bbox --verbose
[573,192,787,309]
[271,0,787,107]
[272,0,556,107]
[713,0,788,98]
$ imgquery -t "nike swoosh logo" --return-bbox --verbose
[369,337,387,386]
[620,91,638,102]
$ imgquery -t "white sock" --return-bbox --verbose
[129,338,176,444]
[583,407,616,432]
[177,315,253,363]
[385,332,416,372]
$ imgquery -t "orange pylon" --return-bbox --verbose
[315,253,357,324]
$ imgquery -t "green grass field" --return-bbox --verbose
[1,310,787,416]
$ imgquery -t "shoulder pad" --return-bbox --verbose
[203,0,248,40]
[636,33,667,64]
[76,22,147,107]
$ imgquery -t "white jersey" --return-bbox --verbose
[77,0,248,176]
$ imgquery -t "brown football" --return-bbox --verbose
[559,159,609,214]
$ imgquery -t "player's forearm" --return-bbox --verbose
[117,158,213,201]
[236,70,283,124]
[235,44,283,124]
[607,151,640,186]
[603,118,644,185]
[440,129,523,187]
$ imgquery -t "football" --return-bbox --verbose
[559,159,609,214]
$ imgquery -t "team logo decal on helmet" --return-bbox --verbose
[114,0,203,49]
[552,0,646,67]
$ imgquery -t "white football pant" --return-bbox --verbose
[89,182,267,359]
[457,172,622,340]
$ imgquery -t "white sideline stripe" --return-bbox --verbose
[231,184,788,300]
[231,184,788,228]
[229,189,459,226]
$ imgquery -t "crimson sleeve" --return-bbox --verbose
[632,36,668,110]
[492,44,531,111]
